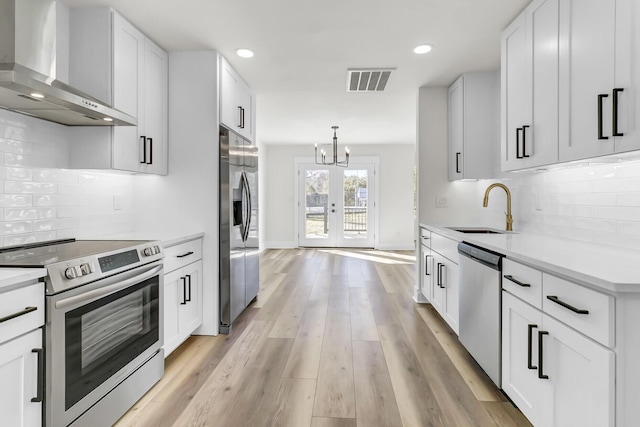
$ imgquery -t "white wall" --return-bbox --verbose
[0,109,135,246]
[418,87,640,251]
[263,143,415,250]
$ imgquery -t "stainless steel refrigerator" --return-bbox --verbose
[219,126,259,334]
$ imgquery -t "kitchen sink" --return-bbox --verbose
[446,227,507,234]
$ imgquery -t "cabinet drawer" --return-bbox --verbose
[164,239,203,273]
[0,281,44,345]
[542,274,614,348]
[431,233,459,264]
[419,228,431,249]
[502,258,542,309]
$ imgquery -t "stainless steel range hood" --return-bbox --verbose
[0,0,136,126]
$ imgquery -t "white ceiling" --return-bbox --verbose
[61,0,530,145]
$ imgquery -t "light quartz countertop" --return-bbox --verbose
[96,231,205,248]
[420,223,640,293]
[0,268,47,292]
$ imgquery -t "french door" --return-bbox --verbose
[298,162,376,248]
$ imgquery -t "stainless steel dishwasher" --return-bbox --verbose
[457,242,504,388]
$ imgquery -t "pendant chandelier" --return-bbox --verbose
[314,126,350,167]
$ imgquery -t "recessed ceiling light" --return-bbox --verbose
[236,48,254,58]
[413,44,433,54]
[30,93,44,99]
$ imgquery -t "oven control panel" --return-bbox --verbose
[43,240,164,294]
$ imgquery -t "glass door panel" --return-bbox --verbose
[299,162,375,248]
[300,167,335,246]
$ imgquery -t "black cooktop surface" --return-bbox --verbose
[0,239,149,267]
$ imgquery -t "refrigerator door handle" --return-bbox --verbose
[241,171,250,242]
[244,171,252,241]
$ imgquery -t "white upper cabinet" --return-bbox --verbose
[613,0,640,153]
[559,0,640,159]
[68,8,168,175]
[501,0,559,171]
[558,0,616,161]
[448,72,499,180]
[220,57,255,142]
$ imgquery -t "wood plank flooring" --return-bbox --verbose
[115,248,531,427]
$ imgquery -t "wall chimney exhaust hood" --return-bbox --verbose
[0,0,136,126]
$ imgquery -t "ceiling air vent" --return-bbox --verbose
[347,68,395,92]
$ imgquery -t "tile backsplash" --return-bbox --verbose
[0,110,134,247]
[480,158,640,250]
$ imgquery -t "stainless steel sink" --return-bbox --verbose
[446,227,507,234]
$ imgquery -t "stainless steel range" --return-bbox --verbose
[0,239,165,427]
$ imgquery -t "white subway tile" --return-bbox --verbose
[4,231,57,246]
[617,192,640,207]
[33,169,78,184]
[0,195,32,207]
[4,209,38,221]
[617,221,640,236]
[2,167,32,181]
[4,181,57,194]
[1,221,32,235]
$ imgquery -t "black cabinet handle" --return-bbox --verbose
[522,125,530,157]
[241,107,246,129]
[0,306,37,323]
[186,274,192,302]
[437,263,445,288]
[140,135,147,163]
[538,330,549,379]
[527,324,538,370]
[455,152,461,174]
[546,295,589,314]
[237,106,243,128]
[598,94,609,140]
[516,127,523,159]
[181,277,187,305]
[31,348,44,403]
[177,251,194,258]
[504,274,531,288]
[425,255,431,276]
[613,88,624,137]
[147,137,153,165]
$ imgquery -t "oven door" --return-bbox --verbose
[46,261,163,427]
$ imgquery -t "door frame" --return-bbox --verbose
[294,156,380,248]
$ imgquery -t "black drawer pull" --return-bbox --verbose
[0,306,37,323]
[177,251,194,258]
[504,274,531,288]
[546,295,589,314]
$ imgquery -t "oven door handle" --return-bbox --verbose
[55,265,163,310]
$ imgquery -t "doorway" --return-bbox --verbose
[297,160,377,248]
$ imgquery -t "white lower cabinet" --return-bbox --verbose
[164,260,203,356]
[0,328,43,427]
[502,290,614,427]
[163,237,204,357]
[427,231,460,334]
[0,277,45,427]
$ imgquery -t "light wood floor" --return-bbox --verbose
[115,249,531,427]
